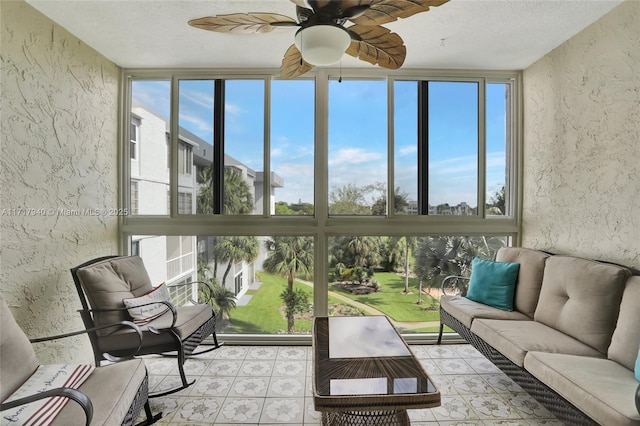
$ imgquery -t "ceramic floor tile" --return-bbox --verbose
[142,344,559,425]
[436,358,477,374]
[246,346,279,360]
[239,360,275,376]
[303,397,322,425]
[205,359,242,376]
[215,346,249,360]
[170,396,224,423]
[259,398,305,423]
[432,395,480,421]
[504,393,553,419]
[190,375,232,397]
[464,394,519,420]
[268,376,306,397]
[277,346,308,360]
[450,374,497,395]
[273,359,307,376]
[228,376,270,397]
[215,397,264,423]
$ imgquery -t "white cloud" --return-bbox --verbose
[329,148,383,166]
[398,145,417,156]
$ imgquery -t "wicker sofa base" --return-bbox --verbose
[439,308,597,426]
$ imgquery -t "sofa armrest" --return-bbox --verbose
[441,275,470,297]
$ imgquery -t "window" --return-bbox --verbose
[178,142,193,175]
[130,181,138,215]
[131,240,140,256]
[130,123,138,160]
[123,70,520,342]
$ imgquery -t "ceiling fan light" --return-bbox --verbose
[294,25,351,66]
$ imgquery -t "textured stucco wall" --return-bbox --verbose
[1,1,120,362]
[522,0,640,268]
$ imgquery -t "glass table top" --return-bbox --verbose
[313,316,439,404]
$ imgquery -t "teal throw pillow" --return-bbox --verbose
[465,257,520,311]
[635,346,640,382]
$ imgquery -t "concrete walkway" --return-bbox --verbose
[295,279,441,331]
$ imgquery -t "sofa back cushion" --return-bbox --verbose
[607,275,640,370]
[0,297,39,402]
[534,256,630,354]
[75,256,153,334]
[495,247,550,317]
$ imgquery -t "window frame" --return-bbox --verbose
[119,68,522,344]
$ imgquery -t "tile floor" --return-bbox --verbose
[141,344,562,425]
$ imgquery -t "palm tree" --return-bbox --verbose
[402,236,416,293]
[262,236,313,333]
[197,166,254,214]
[414,236,503,294]
[217,236,259,287]
[345,236,381,268]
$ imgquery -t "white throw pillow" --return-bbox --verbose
[123,283,171,323]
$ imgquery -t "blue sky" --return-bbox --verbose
[132,78,506,208]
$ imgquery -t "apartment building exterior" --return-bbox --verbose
[130,101,283,302]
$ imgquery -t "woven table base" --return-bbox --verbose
[322,409,410,426]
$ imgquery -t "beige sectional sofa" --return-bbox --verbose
[438,247,640,426]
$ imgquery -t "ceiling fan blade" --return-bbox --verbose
[280,45,314,79]
[188,13,297,34]
[289,0,311,8]
[345,25,406,69]
[350,0,449,26]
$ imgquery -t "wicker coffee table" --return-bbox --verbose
[312,316,440,426]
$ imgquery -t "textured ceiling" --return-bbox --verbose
[26,0,623,71]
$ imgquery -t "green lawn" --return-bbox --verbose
[329,272,441,322]
[225,273,363,334]
[224,271,442,334]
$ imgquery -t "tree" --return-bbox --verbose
[371,187,410,215]
[487,185,506,215]
[197,256,237,328]
[329,183,372,215]
[262,236,314,333]
[216,236,259,287]
[413,236,504,294]
[197,166,254,215]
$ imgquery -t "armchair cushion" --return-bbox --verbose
[123,282,170,324]
[97,304,214,353]
[466,257,520,311]
[74,256,154,334]
[51,359,146,426]
[0,300,38,401]
[2,364,94,424]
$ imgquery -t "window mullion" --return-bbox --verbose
[417,81,429,215]
[213,79,225,214]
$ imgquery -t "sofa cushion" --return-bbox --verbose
[466,257,520,311]
[471,319,603,367]
[534,256,630,354]
[524,351,640,426]
[495,247,550,317]
[52,359,147,426]
[75,256,154,334]
[440,295,529,328]
[608,276,640,371]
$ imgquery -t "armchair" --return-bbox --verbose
[0,297,161,426]
[70,255,222,397]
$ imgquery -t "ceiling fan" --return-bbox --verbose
[188,0,449,79]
